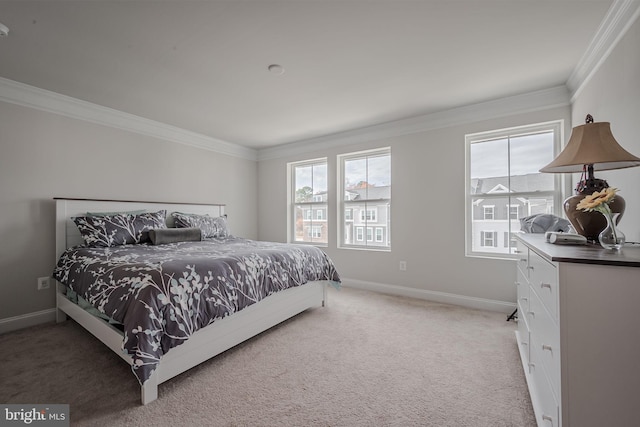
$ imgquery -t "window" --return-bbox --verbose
[339,148,391,250]
[345,209,353,221]
[508,205,519,220]
[309,225,322,238]
[360,208,377,222]
[481,231,497,247]
[289,159,328,245]
[483,206,495,220]
[466,121,562,257]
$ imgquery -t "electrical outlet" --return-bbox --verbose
[399,261,407,271]
[37,276,50,290]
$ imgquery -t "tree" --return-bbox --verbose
[295,186,313,203]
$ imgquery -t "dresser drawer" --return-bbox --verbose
[517,299,530,368]
[529,290,560,399]
[529,250,558,322]
[530,357,560,427]
[515,239,529,278]
[516,267,529,312]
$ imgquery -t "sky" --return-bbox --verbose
[470,132,554,179]
[295,153,391,193]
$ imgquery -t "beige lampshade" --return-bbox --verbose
[540,121,640,173]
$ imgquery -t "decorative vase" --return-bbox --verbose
[564,194,625,241]
[598,212,625,250]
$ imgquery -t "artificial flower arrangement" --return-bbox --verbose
[576,187,624,249]
[576,187,618,214]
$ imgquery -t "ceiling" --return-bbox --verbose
[0,1,617,150]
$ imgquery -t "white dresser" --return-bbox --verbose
[514,234,640,427]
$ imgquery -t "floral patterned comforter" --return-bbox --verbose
[53,237,341,384]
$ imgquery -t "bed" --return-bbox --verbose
[52,198,340,404]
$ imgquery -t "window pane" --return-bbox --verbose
[295,163,327,202]
[340,149,391,250]
[367,154,391,188]
[294,165,313,202]
[470,138,508,181]
[293,205,305,241]
[344,154,391,199]
[510,132,555,192]
[467,122,560,258]
[291,159,328,245]
[470,133,555,194]
[293,203,327,244]
[470,194,555,254]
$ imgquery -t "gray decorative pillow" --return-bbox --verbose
[171,212,230,238]
[148,227,202,245]
[74,210,167,247]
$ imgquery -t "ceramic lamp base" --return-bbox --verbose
[563,194,625,241]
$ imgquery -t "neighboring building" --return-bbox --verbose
[342,185,391,248]
[295,184,391,248]
[294,191,328,244]
[470,174,555,254]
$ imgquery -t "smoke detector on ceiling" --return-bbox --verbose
[0,23,9,37]
[267,64,285,75]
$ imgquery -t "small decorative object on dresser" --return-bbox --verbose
[514,234,640,427]
[576,187,625,250]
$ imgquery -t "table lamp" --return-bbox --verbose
[539,114,640,240]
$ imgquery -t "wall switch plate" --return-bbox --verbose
[399,261,407,271]
[37,276,50,290]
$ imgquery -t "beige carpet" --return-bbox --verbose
[0,287,535,426]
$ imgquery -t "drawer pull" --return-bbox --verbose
[542,344,553,352]
[542,415,554,422]
[527,311,535,318]
[540,283,552,289]
[520,297,528,301]
[527,266,534,270]
[514,250,522,254]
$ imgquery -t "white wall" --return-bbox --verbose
[572,15,640,242]
[0,100,258,322]
[258,106,571,310]
[257,9,640,312]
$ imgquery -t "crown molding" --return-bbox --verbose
[0,77,257,161]
[567,0,640,101]
[257,86,570,161]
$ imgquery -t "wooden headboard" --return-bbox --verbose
[54,198,225,258]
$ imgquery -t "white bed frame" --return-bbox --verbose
[54,198,327,404]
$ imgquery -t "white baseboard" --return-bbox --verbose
[0,281,516,334]
[341,278,516,314]
[0,309,57,334]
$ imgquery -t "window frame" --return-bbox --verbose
[465,121,565,259]
[288,158,328,246]
[338,147,391,251]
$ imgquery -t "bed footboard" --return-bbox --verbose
[58,277,326,405]
[139,281,326,404]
